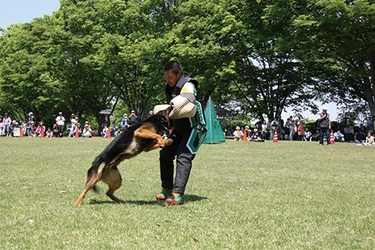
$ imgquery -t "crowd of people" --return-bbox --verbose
[0,112,99,138]
[0,109,145,139]
[223,109,375,146]
[2,108,375,146]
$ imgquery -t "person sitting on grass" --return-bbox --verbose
[249,129,264,142]
[233,126,243,141]
[45,128,54,138]
[357,132,374,146]
[303,127,312,141]
[334,130,345,142]
[101,125,109,138]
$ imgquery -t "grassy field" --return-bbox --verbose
[0,137,374,249]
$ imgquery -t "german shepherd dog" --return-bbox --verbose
[74,107,172,206]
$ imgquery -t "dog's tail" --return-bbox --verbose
[74,160,106,206]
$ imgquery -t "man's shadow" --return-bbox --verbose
[89,194,208,206]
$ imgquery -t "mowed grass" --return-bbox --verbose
[0,137,374,249]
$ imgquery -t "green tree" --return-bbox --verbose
[293,0,375,119]
[0,19,61,124]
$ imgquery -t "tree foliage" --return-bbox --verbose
[1,0,375,129]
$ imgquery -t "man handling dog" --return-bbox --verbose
[156,61,207,205]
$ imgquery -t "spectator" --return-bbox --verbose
[344,120,354,142]
[101,113,110,130]
[128,110,137,126]
[35,124,42,137]
[233,126,242,141]
[297,115,305,141]
[357,132,374,146]
[82,121,92,138]
[317,107,331,145]
[27,112,36,124]
[303,127,312,141]
[52,123,59,137]
[0,122,3,136]
[355,131,366,143]
[270,117,278,141]
[288,116,295,141]
[366,116,374,133]
[101,125,109,138]
[2,113,11,137]
[67,114,76,136]
[311,129,320,141]
[120,114,129,130]
[334,130,345,142]
[115,128,122,137]
[69,117,78,137]
[244,126,252,141]
[278,117,284,140]
[359,123,366,134]
[261,120,268,140]
[55,112,65,137]
[27,121,36,137]
[73,123,81,137]
[10,120,18,137]
[45,128,54,138]
[284,117,290,139]
[250,128,264,142]
[255,118,263,133]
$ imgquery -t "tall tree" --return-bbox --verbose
[0,19,62,124]
[219,0,319,120]
[293,0,375,119]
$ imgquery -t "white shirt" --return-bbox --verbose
[56,115,65,126]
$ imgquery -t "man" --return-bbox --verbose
[55,112,65,137]
[128,110,137,126]
[303,127,312,141]
[156,61,207,205]
[317,107,331,145]
[334,130,345,142]
[120,113,129,130]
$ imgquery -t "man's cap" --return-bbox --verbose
[322,107,327,110]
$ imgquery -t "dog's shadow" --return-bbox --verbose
[89,194,208,206]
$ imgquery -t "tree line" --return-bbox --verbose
[1,0,374,129]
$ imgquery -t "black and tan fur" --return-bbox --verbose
[74,108,172,206]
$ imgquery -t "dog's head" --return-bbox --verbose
[149,105,172,134]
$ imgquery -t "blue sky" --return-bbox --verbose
[0,0,60,29]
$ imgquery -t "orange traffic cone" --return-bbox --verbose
[107,126,111,139]
[41,126,45,138]
[330,131,334,144]
[242,129,247,142]
[273,130,279,143]
[75,126,79,138]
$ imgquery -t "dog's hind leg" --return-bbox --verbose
[101,166,124,203]
[74,163,106,206]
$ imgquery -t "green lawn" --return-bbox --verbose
[1,137,374,249]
